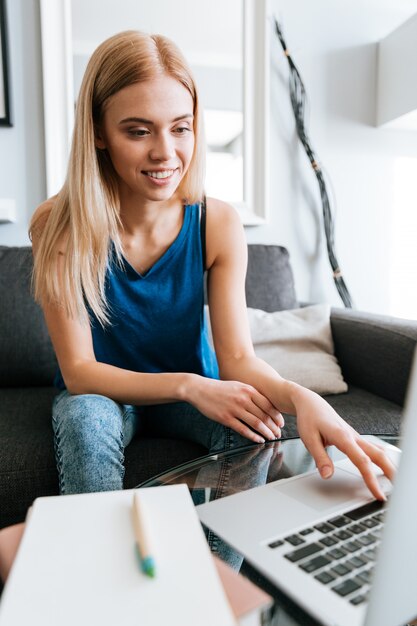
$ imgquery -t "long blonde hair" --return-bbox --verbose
[30,30,206,326]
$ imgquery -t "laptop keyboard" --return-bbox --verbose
[268,499,388,606]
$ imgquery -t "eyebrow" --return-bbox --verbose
[118,114,193,125]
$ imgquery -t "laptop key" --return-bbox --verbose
[332,578,362,597]
[357,534,375,547]
[348,523,367,534]
[300,527,314,536]
[334,529,353,541]
[285,534,305,546]
[327,547,348,560]
[315,570,336,584]
[345,500,385,521]
[350,593,367,606]
[362,548,377,562]
[299,554,331,573]
[347,555,367,569]
[284,542,323,563]
[268,539,284,549]
[314,522,334,534]
[319,536,339,547]
[344,540,362,553]
[328,515,351,528]
[356,569,373,584]
[362,517,379,528]
[331,563,351,577]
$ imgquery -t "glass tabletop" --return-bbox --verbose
[139,435,401,626]
[139,435,400,492]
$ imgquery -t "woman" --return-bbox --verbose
[30,31,394,500]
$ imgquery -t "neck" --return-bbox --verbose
[118,191,184,237]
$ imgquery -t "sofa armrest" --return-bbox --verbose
[330,308,417,406]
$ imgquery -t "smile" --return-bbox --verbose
[144,169,177,179]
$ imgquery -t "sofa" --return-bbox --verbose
[1,244,417,530]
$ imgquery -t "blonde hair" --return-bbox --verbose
[30,30,206,326]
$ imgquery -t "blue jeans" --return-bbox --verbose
[52,390,256,494]
[52,390,274,569]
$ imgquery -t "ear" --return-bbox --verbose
[94,125,106,150]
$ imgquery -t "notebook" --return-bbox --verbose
[0,484,236,626]
[197,354,417,626]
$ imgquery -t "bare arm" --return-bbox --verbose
[203,198,396,500]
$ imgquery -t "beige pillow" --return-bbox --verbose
[248,304,347,395]
[206,304,347,396]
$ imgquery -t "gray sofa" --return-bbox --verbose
[1,244,416,530]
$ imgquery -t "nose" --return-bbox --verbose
[149,131,175,162]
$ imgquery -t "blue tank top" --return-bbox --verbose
[54,203,219,390]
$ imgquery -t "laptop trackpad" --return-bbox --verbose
[274,468,369,512]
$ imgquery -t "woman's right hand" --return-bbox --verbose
[186,376,284,443]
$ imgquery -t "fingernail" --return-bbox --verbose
[257,437,265,444]
[321,466,332,479]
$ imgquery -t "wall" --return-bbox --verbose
[1,0,417,318]
[245,0,417,317]
[0,0,45,246]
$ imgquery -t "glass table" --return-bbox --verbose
[139,435,401,626]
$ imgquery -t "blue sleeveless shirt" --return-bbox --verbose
[54,203,219,390]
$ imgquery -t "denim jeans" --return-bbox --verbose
[52,390,274,569]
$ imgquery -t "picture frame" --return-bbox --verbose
[0,0,12,127]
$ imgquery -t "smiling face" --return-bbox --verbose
[95,74,195,204]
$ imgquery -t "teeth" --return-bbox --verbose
[146,170,175,179]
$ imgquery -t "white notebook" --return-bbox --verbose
[0,484,236,626]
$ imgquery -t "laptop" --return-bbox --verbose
[197,355,417,626]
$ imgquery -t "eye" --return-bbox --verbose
[127,128,150,137]
[174,126,191,134]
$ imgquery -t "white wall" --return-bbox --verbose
[0,0,46,246]
[1,0,417,318]
[245,0,417,318]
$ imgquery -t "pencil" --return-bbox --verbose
[132,492,156,578]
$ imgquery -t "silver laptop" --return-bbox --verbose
[197,355,417,626]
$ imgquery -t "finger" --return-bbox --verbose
[355,438,397,482]
[230,419,266,444]
[251,392,285,428]
[240,410,278,441]
[246,402,282,438]
[302,434,335,479]
[335,436,386,501]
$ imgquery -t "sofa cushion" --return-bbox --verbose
[0,247,57,387]
[246,245,298,311]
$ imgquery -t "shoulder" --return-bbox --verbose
[205,196,241,225]
[205,197,246,269]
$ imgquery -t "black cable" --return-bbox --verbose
[274,18,353,308]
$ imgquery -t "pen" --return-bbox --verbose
[132,492,156,578]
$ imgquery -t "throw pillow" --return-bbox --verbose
[206,304,347,396]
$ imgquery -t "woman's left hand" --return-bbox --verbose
[293,386,397,500]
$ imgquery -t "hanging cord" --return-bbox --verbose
[274,18,353,308]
